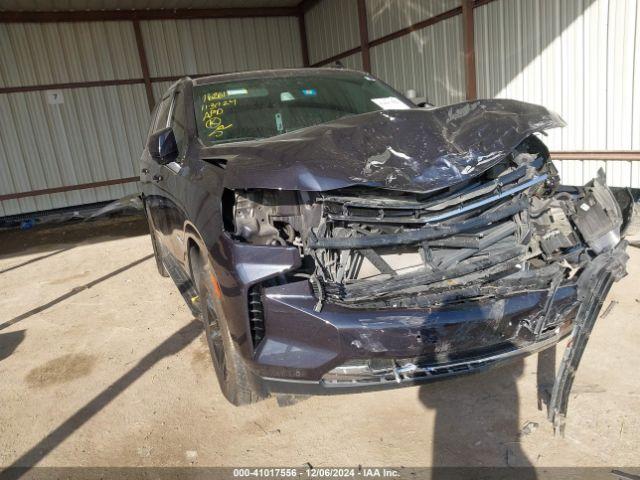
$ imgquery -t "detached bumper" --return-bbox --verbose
[250,278,580,392]
[260,329,570,395]
[258,244,629,396]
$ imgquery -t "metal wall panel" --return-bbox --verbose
[475,0,640,187]
[304,0,359,64]
[366,0,460,41]
[1,15,303,216]
[141,17,303,78]
[0,0,300,10]
[340,51,363,71]
[0,22,141,88]
[0,85,148,217]
[152,81,175,102]
[370,15,465,106]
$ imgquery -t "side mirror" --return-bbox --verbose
[417,101,435,108]
[148,127,178,164]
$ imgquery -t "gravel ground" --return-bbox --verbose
[0,216,638,469]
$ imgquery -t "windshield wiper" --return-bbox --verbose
[209,136,260,145]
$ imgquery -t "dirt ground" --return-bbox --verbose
[0,216,639,470]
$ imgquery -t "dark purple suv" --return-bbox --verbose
[140,68,631,430]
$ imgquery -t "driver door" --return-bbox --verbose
[141,91,174,256]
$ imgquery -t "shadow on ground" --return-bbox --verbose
[0,330,26,363]
[0,319,202,480]
[0,216,148,260]
[0,254,154,332]
[419,357,545,478]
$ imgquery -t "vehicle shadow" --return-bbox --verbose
[0,330,26,363]
[536,345,556,411]
[0,247,74,274]
[418,358,537,479]
[0,254,154,332]
[0,215,148,262]
[0,319,202,480]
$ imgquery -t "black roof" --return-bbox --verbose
[192,67,367,86]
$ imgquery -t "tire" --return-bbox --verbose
[190,247,265,405]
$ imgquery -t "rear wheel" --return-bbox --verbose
[190,247,264,405]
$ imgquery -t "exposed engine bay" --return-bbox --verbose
[225,134,627,317]
[221,133,632,432]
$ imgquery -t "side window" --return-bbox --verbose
[170,89,188,159]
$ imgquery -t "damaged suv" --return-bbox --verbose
[140,69,631,428]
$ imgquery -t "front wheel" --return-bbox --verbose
[190,247,265,405]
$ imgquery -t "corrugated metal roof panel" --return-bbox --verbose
[370,15,465,106]
[366,0,460,41]
[0,22,141,88]
[0,85,148,216]
[304,0,359,64]
[141,16,303,77]
[0,0,300,11]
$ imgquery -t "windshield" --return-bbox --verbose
[194,72,412,145]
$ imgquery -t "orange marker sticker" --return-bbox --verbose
[209,272,222,298]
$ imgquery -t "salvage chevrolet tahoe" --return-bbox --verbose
[140,69,632,431]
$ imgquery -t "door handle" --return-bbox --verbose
[153,174,163,182]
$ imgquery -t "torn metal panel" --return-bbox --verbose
[207,98,565,193]
[548,242,629,435]
[222,127,631,419]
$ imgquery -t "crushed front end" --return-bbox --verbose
[206,102,632,431]
[216,132,630,401]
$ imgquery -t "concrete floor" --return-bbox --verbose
[0,216,639,469]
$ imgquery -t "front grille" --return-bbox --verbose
[307,151,559,309]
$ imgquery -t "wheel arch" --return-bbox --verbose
[183,221,207,282]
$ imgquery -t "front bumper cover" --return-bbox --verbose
[256,240,628,396]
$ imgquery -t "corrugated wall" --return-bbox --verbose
[369,14,466,106]
[333,52,361,71]
[140,17,302,77]
[366,0,459,40]
[303,0,465,105]
[2,0,300,9]
[0,86,148,217]
[304,0,360,64]
[0,22,141,86]
[0,16,303,217]
[0,22,146,217]
[475,0,640,187]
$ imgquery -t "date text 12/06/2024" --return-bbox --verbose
[232,468,401,478]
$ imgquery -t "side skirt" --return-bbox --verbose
[162,252,201,317]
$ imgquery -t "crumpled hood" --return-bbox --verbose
[202,99,565,193]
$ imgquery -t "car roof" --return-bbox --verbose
[191,67,369,86]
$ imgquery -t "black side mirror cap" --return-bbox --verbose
[148,127,178,164]
[417,101,435,108]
